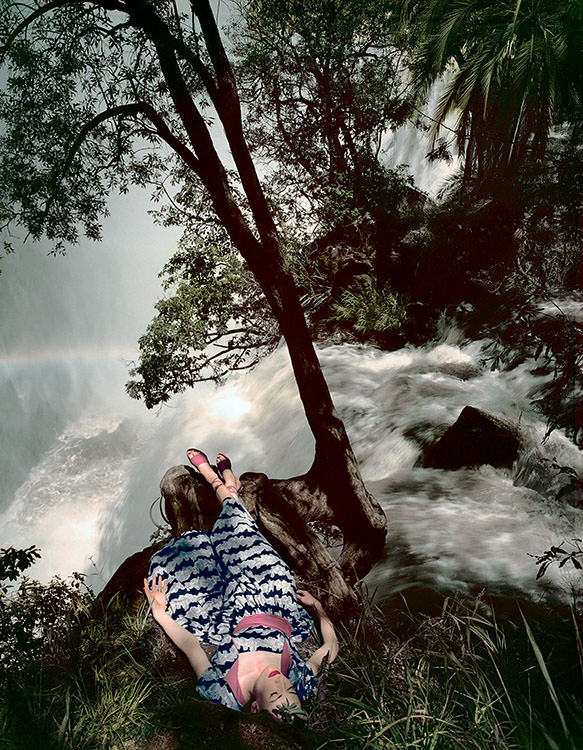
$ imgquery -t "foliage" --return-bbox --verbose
[0,545,179,748]
[2,571,582,749]
[0,0,416,416]
[402,0,583,188]
[126,228,279,408]
[0,549,90,681]
[0,0,171,255]
[387,1,582,328]
[234,0,415,235]
[553,466,583,506]
[0,545,41,591]
[410,122,582,442]
[512,135,583,295]
[528,537,583,665]
[0,593,179,749]
[530,539,583,581]
[120,0,420,406]
[310,593,583,749]
[326,275,407,342]
[290,246,412,347]
[407,126,581,314]
[0,546,89,681]
[0,0,288,397]
[43,597,164,749]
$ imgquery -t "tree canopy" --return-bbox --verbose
[403,0,583,188]
[0,0,388,599]
[233,0,414,232]
[126,227,279,408]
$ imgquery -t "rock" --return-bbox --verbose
[92,545,154,615]
[161,464,222,535]
[424,405,520,470]
[138,699,324,750]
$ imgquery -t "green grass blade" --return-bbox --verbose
[519,609,569,741]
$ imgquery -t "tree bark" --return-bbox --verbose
[109,0,388,601]
[160,465,363,619]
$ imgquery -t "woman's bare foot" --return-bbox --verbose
[186,449,228,505]
[216,453,241,497]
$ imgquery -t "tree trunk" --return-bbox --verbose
[121,0,387,604]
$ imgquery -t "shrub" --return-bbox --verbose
[326,276,407,343]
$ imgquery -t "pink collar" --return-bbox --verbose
[225,615,292,706]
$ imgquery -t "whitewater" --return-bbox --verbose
[1,118,580,606]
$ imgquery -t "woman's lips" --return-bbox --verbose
[268,670,280,678]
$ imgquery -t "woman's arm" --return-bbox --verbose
[297,589,339,675]
[144,575,211,679]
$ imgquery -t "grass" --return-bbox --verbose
[0,591,194,749]
[1,587,581,749]
[307,593,583,749]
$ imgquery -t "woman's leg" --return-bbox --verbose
[216,453,241,498]
[186,449,231,506]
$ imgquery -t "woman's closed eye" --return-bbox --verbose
[269,687,296,701]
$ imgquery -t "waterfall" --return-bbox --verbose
[1,103,580,606]
[381,76,460,196]
[3,313,581,603]
[0,191,179,582]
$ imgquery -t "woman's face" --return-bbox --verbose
[251,665,302,717]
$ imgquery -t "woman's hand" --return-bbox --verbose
[297,589,321,612]
[143,574,167,621]
[143,573,211,679]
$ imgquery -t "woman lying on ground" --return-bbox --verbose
[144,449,339,717]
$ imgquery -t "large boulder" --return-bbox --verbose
[424,405,520,470]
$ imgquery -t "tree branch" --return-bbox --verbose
[119,0,267,271]
[190,0,283,254]
[0,0,78,61]
[41,102,199,228]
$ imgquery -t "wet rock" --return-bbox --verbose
[424,405,520,470]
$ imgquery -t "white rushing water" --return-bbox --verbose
[1,328,581,603]
[1,85,579,604]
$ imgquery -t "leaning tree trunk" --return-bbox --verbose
[122,0,387,612]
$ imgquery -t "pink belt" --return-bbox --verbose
[233,613,292,636]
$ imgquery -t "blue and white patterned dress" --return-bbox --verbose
[148,496,317,709]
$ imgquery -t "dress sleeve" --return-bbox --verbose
[195,665,241,711]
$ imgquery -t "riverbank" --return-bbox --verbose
[1,584,581,749]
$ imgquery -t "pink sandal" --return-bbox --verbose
[186,448,209,468]
[187,449,226,495]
